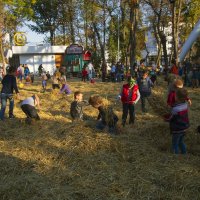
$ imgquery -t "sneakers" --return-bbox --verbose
[9,114,16,119]
[142,108,147,113]
[25,118,32,125]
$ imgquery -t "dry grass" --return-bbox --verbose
[0,76,200,200]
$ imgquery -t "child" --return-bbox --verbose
[82,67,88,82]
[118,76,140,127]
[17,65,23,82]
[150,69,157,84]
[41,71,47,92]
[137,70,153,112]
[165,88,190,154]
[25,75,31,84]
[30,73,34,83]
[21,94,41,124]
[89,95,118,134]
[52,73,60,89]
[46,71,51,80]
[70,91,89,121]
[167,79,192,107]
[59,78,71,95]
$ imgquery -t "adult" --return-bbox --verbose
[170,60,179,75]
[24,64,30,79]
[88,62,94,80]
[38,64,43,76]
[116,62,122,82]
[0,66,20,120]
[85,64,90,81]
[183,60,192,86]
[101,62,107,82]
[110,63,116,82]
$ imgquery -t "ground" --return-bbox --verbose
[0,76,200,200]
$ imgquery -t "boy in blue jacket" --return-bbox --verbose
[137,71,153,112]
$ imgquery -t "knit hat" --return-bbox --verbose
[174,79,183,88]
[127,76,136,88]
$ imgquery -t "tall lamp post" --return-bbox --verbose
[117,14,120,62]
[117,0,120,62]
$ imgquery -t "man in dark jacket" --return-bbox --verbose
[0,67,20,120]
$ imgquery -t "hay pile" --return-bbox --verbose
[0,77,200,200]
[148,86,170,116]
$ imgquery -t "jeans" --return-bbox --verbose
[96,121,106,130]
[172,132,186,154]
[122,103,135,124]
[141,95,150,112]
[21,104,40,120]
[0,93,14,120]
[116,73,121,82]
[52,84,60,89]
[42,80,47,88]
[96,120,117,134]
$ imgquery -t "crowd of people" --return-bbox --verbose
[0,60,199,155]
[170,58,200,88]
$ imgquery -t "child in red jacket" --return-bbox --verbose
[118,76,140,127]
[82,68,88,82]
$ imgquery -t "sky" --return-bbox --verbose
[20,23,47,45]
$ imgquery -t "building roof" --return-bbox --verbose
[12,45,67,55]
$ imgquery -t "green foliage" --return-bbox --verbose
[2,0,199,65]
[107,17,118,63]
[30,0,59,33]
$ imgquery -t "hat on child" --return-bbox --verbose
[127,76,136,88]
[174,79,183,88]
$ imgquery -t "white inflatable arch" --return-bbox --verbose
[179,19,200,62]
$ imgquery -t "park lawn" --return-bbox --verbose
[0,76,200,200]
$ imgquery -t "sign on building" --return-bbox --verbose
[66,44,83,54]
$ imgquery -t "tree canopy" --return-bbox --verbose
[1,0,200,68]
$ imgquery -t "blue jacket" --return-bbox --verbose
[1,74,19,94]
[137,77,153,97]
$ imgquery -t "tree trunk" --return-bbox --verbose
[68,1,75,44]
[84,8,88,48]
[62,25,66,45]
[69,19,75,43]
[156,42,162,66]
[0,39,6,75]
[103,0,106,65]
[50,30,54,45]
[120,1,126,63]
[93,23,105,63]
[152,20,161,66]
[171,0,183,65]
[129,1,138,76]
[158,28,168,71]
